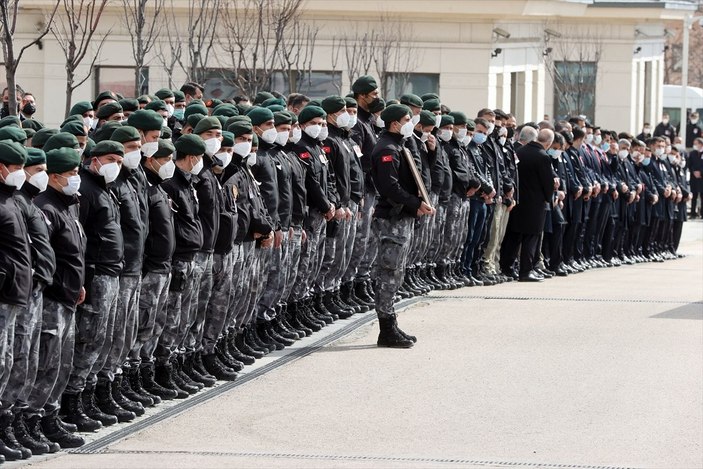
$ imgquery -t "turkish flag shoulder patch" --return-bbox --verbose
[322,146,331,154]
[381,155,393,163]
[299,152,311,159]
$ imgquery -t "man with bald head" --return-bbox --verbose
[500,129,556,281]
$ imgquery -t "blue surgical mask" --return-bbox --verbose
[642,157,651,166]
[473,132,487,145]
[547,148,556,157]
[173,108,185,121]
[600,142,609,152]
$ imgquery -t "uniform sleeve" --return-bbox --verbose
[250,158,280,230]
[373,150,422,212]
[298,151,332,214]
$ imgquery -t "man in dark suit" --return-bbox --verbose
[500,129,556,281]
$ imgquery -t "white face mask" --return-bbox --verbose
[421,131,430,142]
[204,137,221,156]
[141,141,159,158]
[97,160,120,183]
[233,141,252,157]
[318,125,329,141]
[593,135,602,146]
[400,121,414,138]
[157,159,175,180]
[246,152,257,167]
[411,114,420,126]
[585,134,594,144]
[28,170,48,192]
[190,157,203,175]
[667,154,676,164]
[462,135,473,146]
[166,104,175,118]
[260,127,277,144]
[498,136,507,146]
[654,147,665,157]
[304,124,321,139]
[375,115,385,128]
[76,147,85,159]
[456,128,468,140]
[347,114,358,129]
[438,129,452,142]
[123,150,142,170]
[643,127,651,134]
[162,117,169,128]
[61,174,81,195]
[434,115,442,128]
[290,127,302,143]
[336,111,351,128]
[215,151,232,168]
[487,123,495,135]
[83,116,94,130]
[275,130,290,146]
[618,150,629,160]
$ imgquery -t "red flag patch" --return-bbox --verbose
[381,155,393,163]
[299,152,311,159]
[322,146,331,154]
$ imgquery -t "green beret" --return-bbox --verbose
[96,102,122,119]
[173,90,186,103]
[368,98,385,114]
[380,104,410,125]
[92,121,122,143]
[0,116,20,129]
[155,88,175,100]
[128,109,163,131]
[21,119,44,131]
[118,98,139,112]
[466,119,475,131]
[161,126,172,139]
[236,104,251,115]
[212,104,239,117]
[386,99,399,106]
[449,111,468,126]
[400,94,423,108]
[214,115,228,129]
[274,111,292,126]
[246,107,274,126]
[205,98,222,108]
[419,110,437,127]
[0,140,27,165]
[422,99,441,112]
[193,116,222,135]
[137,94,151,105]
[321,95,346,115]
[154,138,175,158]
[228,120,253,137]
[226,115,251,128]
[93,90,117,109]
[0,126,28,144]
[439,115,455,127]
[344,97,357,109]
[32,128,59,149]
[111,125,141,143]
[69,101,93,116]
[189,99,206,107]
[115,92,125,100]
[352,75,378,95]
[46,147,81,174]
[24,128,36,140]
[253,91,275,105]
[44,132,79,153]
[266,104,285,112]
[145,100,168,113]
[185,104,208,120]
[307,99,322,108]
[175,134,205,156]
[60,115,83,128]
[186,114,205,129]
[221,131,234,147]
[91,140,124,158]
[287,111,298,125]
[262,97,285,107]
[251,133,259,147]
[298,105,326,124]
[25,148,46,167]
[421,93,440,102]
[60,120,88,137]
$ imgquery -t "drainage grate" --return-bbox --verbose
[430,294,702,305]
[101,449,641,469]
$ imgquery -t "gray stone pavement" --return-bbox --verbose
[12,221,703,469]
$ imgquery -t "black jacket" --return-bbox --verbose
[271,144,293,230]
[143,167,176,274]
[194,158,221,253]
[214,169,238,255]
[323,123,353,208]
[15,184,56,287]
[251,140,281,230]
[408,131,435,193]
[35,186,86,310]
[346,131,365,204]
[0,183,32,307]
[78,166,124,277]
[466,140,494,197]
[114,167,146,276]
[350,106,379,193]
[653,121,676,139]
[507,142,554,235]
[446,138,480,198]
[293,133,335,215]
[433,140,453,203]
[161,166,203,262]
[222,157,273,243]
[371,131,422,219]
[282,144,308,226]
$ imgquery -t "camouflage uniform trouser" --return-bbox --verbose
[341,203,365,285]
[338,202,360,287]
[371,217,414,319]
[2,284,43,410]
[242,247,269,327]
[0,303,20,407]
[101,275,141,381]
[201,251,234,355]
[65,274,119,394]
[281,227,304,304]
[185,252,213,354]
[154,259,195,365]
[232,242,257,328]
[408,198,434,267]
[132,271,171,365]
[451,197,472,262]
[329,202,358,291]
[425,194,447,265]
[318,224,339,293]
[26,299,74,417]
[292,213,325,300]
[224,244,244,331]
[481,203,509,276]
[355,191,379,282]
[438,194,464,265]
[258,230,289,320]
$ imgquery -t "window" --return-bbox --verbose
[203,70,342,100]
[385,73,439,99]
[94,66,148,98]
[552,61,596,120]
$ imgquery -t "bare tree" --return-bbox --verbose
[122,0,164,96]
[182,0,221,84]
[219,0,305,97]
[341,27,377,90]
[374,13,421,98]
[154,0,182,89]
[0,0,60,116]
[278,18,319,94]
[51,0,110,117]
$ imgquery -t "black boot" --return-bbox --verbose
[258,322,285,350]
[154,362,188,399]
[330,291,354,319]
[235,329,264,360]
[173,356,203,393]
[377,314,414,348]
[201,353,238,381]
[216,338,244,372]
[354,280,374,306]
[13,411,50,455]
[268,320,295,346]
[312,295,336,324]
[61,391,104,431]
[227,329,256,365]
[111,375,145,416]
[342,282,369,314]
[192,353,218,386]
[274,314,300,341]
[56,416,77,433]
[141,362,178,400]
[38,413,83,449]
[0,410,31,460]
[94,378,136,423]
[243,325,269,355]
[127,366,161,405]
[121,367,155,407]
[299,300,324,331]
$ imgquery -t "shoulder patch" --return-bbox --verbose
[381,155,394,163]
[322,146,331,154]
[299,152,311,159]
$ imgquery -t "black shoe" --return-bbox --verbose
[112,375,145,416]
[56,416,77,434]
[519,271,544,282]
[95,378,136,423]
[141,363,178,400]
[287,305,313,337]
[235,329,264,360]
[554,265,569,277]
[332,291,357,318]
[250,323,277,353]
[13,413,51,455]
[201,353,238,381]
[154,363,189,399]
[377,314,414,349]
[354,280,374,306]
[126,366,160,406]
[273,316,300,341]
[243,325,269,355]
[60,392,104,432]
[216,338,244,372]
[258,322,287,350]
[179,355,211,390]
[172,357,202,394]
[535,268,553,279]
[325,292,353,320]
[27,415,65,452]
[40,414,84,449]
[0,410,31,460]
